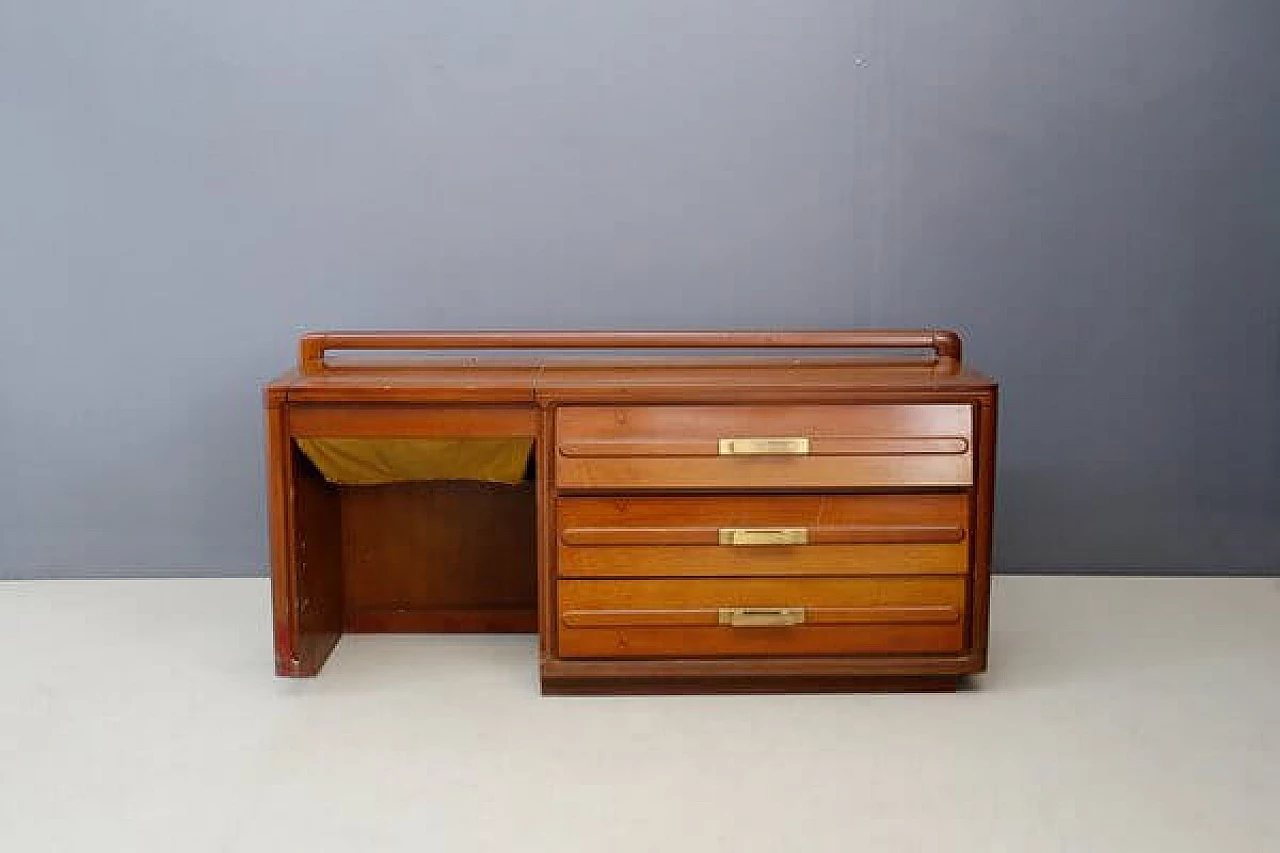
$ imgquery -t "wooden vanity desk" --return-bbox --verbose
[265,330,997,694]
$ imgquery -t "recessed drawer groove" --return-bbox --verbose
[557,494,971,578]
[562,604,962,628]
[559,436,970,458]
[555,404,974,490]
[561,524,966,547]
[557,577,967,658]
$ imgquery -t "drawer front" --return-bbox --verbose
[558,494,969,578]
[555,404,972,490]
[557,577,966,658]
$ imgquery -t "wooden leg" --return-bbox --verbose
[267,401,343,677]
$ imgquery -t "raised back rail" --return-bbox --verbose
[298,330,963,375]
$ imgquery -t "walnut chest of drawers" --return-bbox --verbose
[265,330,997,694]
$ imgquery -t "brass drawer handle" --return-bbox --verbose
[718,436,810,455]
[718,527,809,546]
[718,607,806,628]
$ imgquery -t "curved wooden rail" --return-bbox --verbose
[298,329,963,374]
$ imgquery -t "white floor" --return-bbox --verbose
[1,577,1277,853]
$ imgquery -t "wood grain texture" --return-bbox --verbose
[561,605,959,628]
[557,494,969,577]
[266,400,305,675]
[289,404,538,438]
[558,403,973,441]
[340,480,536,630]
[272,365,995,403]
[969,391,998,670]
[278,444,344,676]
[540,651,984,680]
[536,407,558,656]
[560,436,969,458]
[264,329,997,693]
[541,675,963,695]
[556,577,966,658]
[556,404,973,490]
[345,607,536,633]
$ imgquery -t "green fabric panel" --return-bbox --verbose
[295,438,533,485]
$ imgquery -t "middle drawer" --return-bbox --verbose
[557,494,969,578]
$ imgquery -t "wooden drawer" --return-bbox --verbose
[558,577,966,658]
[557,494,969,578]
[555,404,972,490]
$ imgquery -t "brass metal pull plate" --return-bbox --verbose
[718,607,806,628]
[718,436,810,456]
[718,527,809,546]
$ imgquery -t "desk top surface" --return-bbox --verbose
[268,357,996,403]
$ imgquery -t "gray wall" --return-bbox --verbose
[2,2,1277,578]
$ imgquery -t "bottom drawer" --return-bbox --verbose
[557,577,966,659]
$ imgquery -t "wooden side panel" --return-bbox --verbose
[969,392,997,669]
[557,494,969,577]
[266,400,301,674]
[292,449,345,663]
[556,404,972,489]
[267,399,344,677]
[536,409,557,657]
[340,480,537,632]
[557,577,966,658]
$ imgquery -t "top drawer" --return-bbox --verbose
[555,404,973,490]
